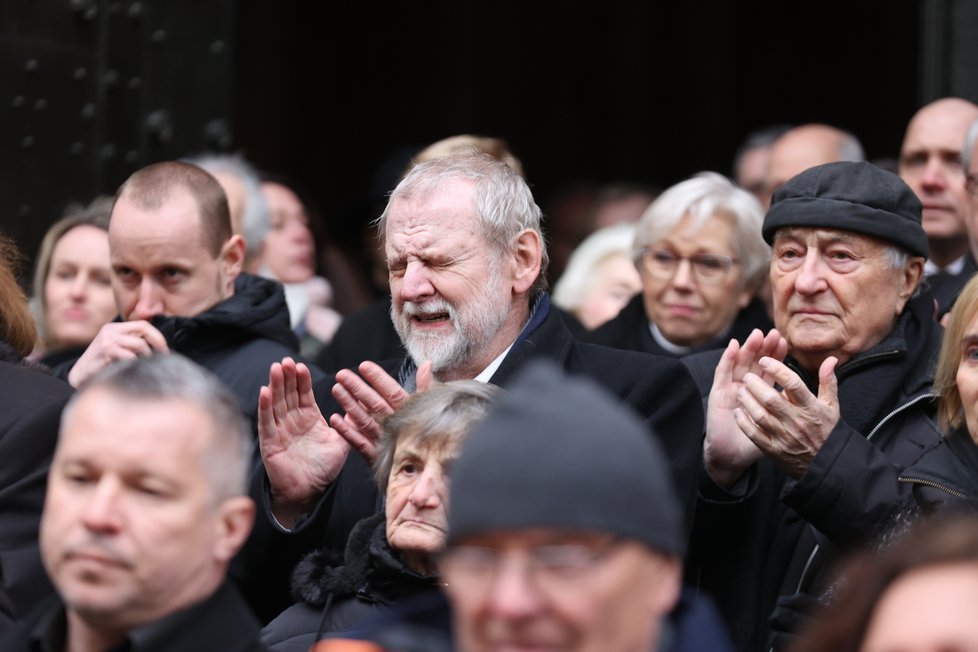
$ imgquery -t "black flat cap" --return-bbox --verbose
[762,161,928,259]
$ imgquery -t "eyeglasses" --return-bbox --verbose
[967,172,978,197]
[640,248,738,284]
[439,539,622,597]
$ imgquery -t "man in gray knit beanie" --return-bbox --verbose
[438,359,683,652]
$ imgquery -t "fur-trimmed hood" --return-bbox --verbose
[290,511,438,608]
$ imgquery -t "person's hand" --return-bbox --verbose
[735,355,840,478]
[67,320,169,388]
[329,360,435,465]
[703,329,788,487]
[258,357,351,528]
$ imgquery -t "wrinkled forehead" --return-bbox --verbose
[394,427,463,460]
[388,178,478,225]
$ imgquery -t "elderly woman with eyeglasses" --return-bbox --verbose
[583,171,772,357]
[259,379,499,652]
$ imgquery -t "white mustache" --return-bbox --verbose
[401,299,455,320]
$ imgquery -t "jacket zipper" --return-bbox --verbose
[770,352,931,651]
[897,477,967,498]
[792,393,937,593]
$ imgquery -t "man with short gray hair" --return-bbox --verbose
[241,152,704,622]
[0,354,267,651]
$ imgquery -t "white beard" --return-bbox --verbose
[391,270,510,376]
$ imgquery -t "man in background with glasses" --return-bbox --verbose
[437,360,731,652]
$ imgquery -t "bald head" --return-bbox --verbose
[898,98,978,267]
[766,124,864,195]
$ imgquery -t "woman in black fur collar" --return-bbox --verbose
[260,380,499,651]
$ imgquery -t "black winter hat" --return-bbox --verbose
[762,161,928,259]
[446,359,684,557]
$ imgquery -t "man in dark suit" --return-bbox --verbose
[236,152,704,622]
[898,97,978,316]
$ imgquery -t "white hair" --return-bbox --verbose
[552,223,637,311]
[633,171,770,291]
[62,354,252,500]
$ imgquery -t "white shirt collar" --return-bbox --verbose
[925,254,967,276]
[474,343,514,383]
[649,322,692,356]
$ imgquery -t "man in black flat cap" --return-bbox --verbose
[683,161,944,652]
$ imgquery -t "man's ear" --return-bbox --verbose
[894,257,925,315]
[212,496,255,563]
[510,229,542,295]
[220,234,246,284]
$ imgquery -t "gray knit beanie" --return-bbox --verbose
[446,359,684,557]
[763,160,928,259]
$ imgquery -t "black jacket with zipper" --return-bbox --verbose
[682,292,944,652]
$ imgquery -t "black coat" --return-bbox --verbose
[150,274,319,433]
[49,274,321,438]
[580,293,772,358]
[683,293,944,652]
[260,512,439,651]
[898,426,978,512]
[235,293,704,623]
[0,582,268,651]
[920,254,978,318]
[0,343,74,632]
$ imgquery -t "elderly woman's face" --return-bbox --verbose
[956,310,978,442]
[639,213,751,347]
[385,434,459,568]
